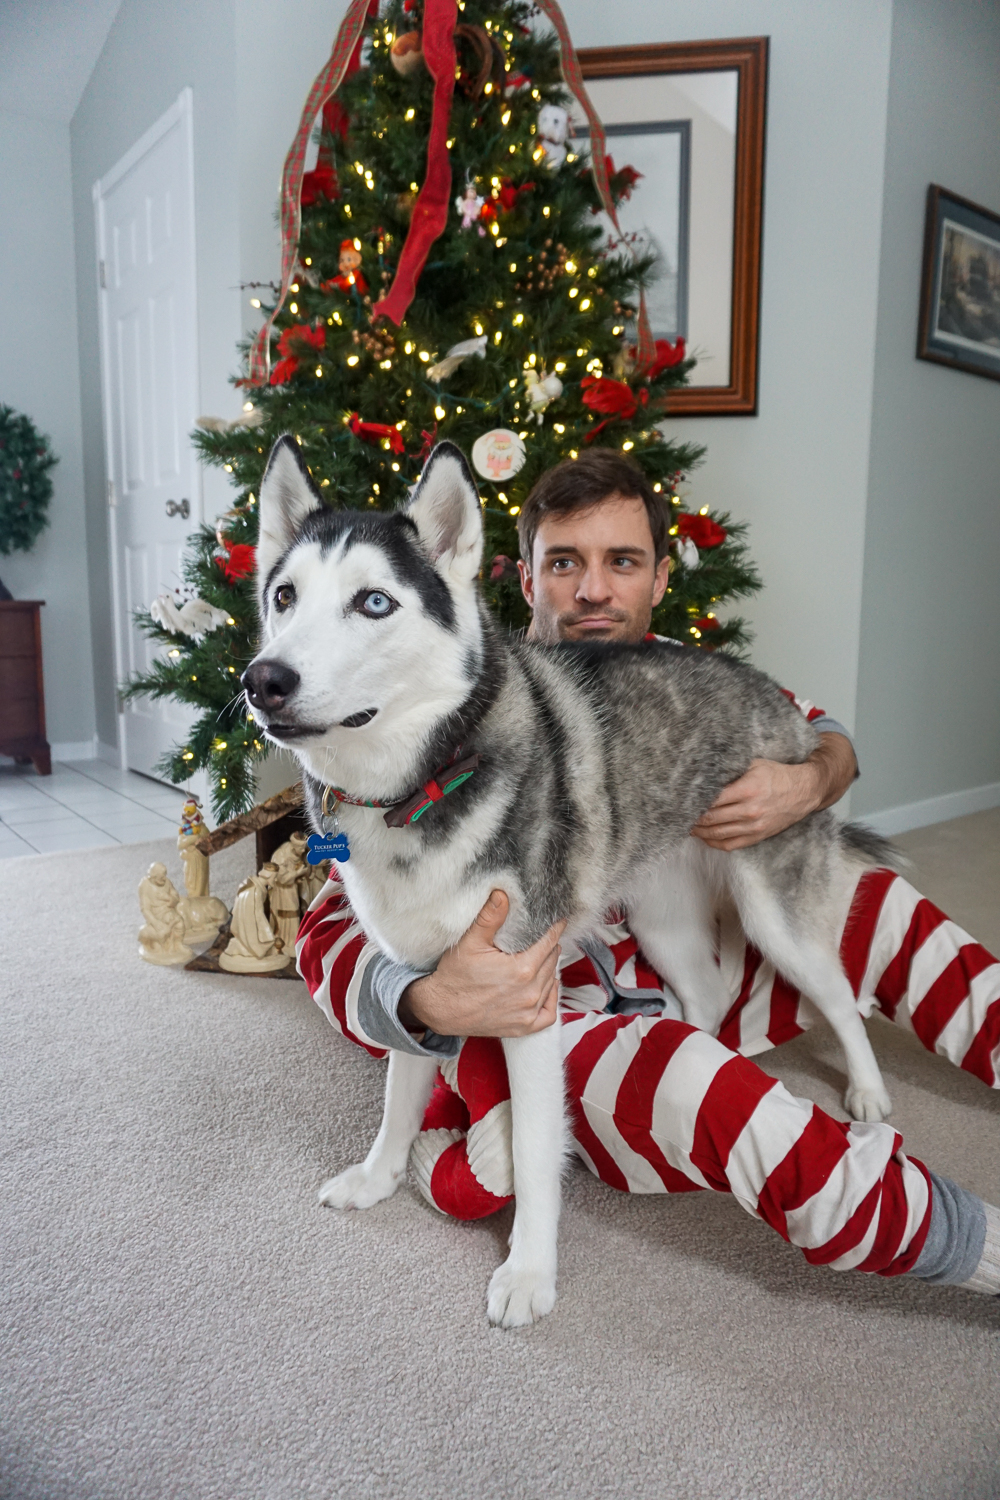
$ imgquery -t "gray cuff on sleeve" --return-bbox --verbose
[811,716,859,781]
[910,1170,987,1285]
[356,952,461,1059]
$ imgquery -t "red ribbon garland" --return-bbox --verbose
[373,0,458,325]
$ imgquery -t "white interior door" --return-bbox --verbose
[95,88,205,788]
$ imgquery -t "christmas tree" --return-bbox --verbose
[127,0,761,819]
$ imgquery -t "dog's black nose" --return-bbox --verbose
[242,659,301,712]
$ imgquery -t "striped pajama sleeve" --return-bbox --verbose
[296,876,389,1059]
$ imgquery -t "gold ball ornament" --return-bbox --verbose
[390,31,425,77]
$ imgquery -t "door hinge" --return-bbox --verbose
[107,478,117,508]
[99,259,107,289]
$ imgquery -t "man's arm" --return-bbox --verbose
[690,731,857,852]
[399,892,564,1038]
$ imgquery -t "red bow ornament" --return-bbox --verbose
[269,323,326,386]
[348,414,406,453]
[580,375,648,440]
[606,155,642,202]
[219,543,257,582]
[676,512,727,548]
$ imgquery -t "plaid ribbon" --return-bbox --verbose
[248,0,374,385]
[534,0,657,374]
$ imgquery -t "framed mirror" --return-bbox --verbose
[576,37,768,415]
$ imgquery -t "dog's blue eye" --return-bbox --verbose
[360,590,395,618]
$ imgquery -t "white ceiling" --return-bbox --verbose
[0,0,122,124]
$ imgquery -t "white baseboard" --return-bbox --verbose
[51,737,98,762]
[860,780,1000,836]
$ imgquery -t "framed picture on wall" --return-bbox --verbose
[575,37,768,416]
[917,185,1000,383]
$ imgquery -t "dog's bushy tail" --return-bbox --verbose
[838,820,908,872]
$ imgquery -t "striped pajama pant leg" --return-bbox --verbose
[414,1016,935,1276]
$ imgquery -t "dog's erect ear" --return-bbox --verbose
[407,443,483,584]
[256,435,323,588]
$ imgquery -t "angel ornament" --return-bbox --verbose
[138,862,194,967]
[176,797,229,943]
[523,368,563,424]
[455,182,485,230]
[675,536,700,571]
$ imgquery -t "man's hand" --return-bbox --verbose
[690,732,857,851]
[398,891,565,1039]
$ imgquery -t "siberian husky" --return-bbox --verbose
[243,436,896,1328]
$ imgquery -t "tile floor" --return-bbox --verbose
[0,757,190,859]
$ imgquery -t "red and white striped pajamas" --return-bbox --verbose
[297,866,1000,1284]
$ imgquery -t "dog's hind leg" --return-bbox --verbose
[319,1051,439,1210]
[628,847,731,1033]
[729,863,892,1123]
[488,1025,567,1329]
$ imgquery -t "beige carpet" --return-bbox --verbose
[2,821,1000,1500]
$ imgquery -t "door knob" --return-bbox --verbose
[166,499,191,519]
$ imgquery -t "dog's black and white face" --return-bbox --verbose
[243,438,486,794]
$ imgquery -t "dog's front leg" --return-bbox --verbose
[488,1026,567,1328]
[319,1050,439,1210]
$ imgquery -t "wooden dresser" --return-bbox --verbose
[0,600,51,775]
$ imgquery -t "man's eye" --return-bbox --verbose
[356,589,397,618]
[612,557,636,569]
[274,584,295,611]
[551,558,575,572]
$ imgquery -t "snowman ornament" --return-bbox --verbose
[536,104,569,169]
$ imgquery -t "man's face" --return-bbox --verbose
[518,492,670,644]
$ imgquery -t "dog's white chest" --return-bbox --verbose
[334,797,515,969]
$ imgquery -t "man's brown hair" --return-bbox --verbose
[516,450,670,566]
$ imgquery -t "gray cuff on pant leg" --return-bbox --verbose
[910,1170,989,1288]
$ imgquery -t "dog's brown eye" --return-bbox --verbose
[274,584,295,611]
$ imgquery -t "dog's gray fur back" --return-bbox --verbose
[304,617,893,952]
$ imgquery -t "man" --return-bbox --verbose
[297,452,1000,1296]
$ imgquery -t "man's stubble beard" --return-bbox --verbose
[528,604,645,645]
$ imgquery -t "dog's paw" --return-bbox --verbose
[844,1083,892,1123]
[318,1162,400,1211]
[487,1258,557,1329]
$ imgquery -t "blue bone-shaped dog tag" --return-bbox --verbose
[306,831,350,864]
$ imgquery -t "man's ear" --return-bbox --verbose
[406,442,483,584]
[256,435,323,589]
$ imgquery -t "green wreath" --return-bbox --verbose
[0,405,58,557]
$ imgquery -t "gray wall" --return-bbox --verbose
[0,111,95,750]
[70,0,242,752]
[853,0,1000,819]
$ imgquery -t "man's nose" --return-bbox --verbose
[241,659,300,712]
[576,566,613,604]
